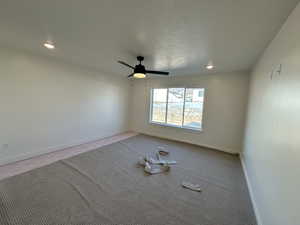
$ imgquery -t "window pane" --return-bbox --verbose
[183,88,204,129]
[167,88,184,126]
[151,89,167,123]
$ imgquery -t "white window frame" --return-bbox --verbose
[149,87,205,131]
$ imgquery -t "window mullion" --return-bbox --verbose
[165,88,169,124]
[182,88,186,127]
[150,89,153,122]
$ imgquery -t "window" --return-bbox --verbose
[151,89,168,123]
[150,88,205,130]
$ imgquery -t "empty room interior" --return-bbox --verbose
[0,1,299,225]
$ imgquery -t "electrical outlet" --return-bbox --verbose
[276,64,282,75]
[270,64,282,80]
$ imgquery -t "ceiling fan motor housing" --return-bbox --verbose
[134,64,146,74]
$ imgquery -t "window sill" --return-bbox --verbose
[149,121,203,133]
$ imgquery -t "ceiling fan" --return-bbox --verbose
[118,56,169,78]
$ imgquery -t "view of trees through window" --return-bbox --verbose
[150,88,204,130]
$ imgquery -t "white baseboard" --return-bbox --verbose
[240,153,262,225]
[0,131,138,166]
[139,132,239,155]
[0,131,138,181]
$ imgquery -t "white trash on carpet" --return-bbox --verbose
[138,146,175,175]
[137,146,202,192]
[181,181,202,192]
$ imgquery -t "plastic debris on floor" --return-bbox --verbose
[137,146,202,193]
[182,181,202,192]
[138,146,175,175]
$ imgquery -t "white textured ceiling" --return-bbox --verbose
[0,0,299,76]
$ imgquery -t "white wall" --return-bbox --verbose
[0,48,130,165]
[242,3,300,225]
[130,72,249,154]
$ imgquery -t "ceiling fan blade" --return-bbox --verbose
[146,70,169,75]
[128,73,134,78]
[118,61,135,69]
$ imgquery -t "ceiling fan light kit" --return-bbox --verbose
[133,73,146,79]
[118,56,170,78]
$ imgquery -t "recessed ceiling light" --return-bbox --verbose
[206,61,214,70]
[43,42,55,49]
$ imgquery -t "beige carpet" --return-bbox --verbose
[0,134,256,225]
